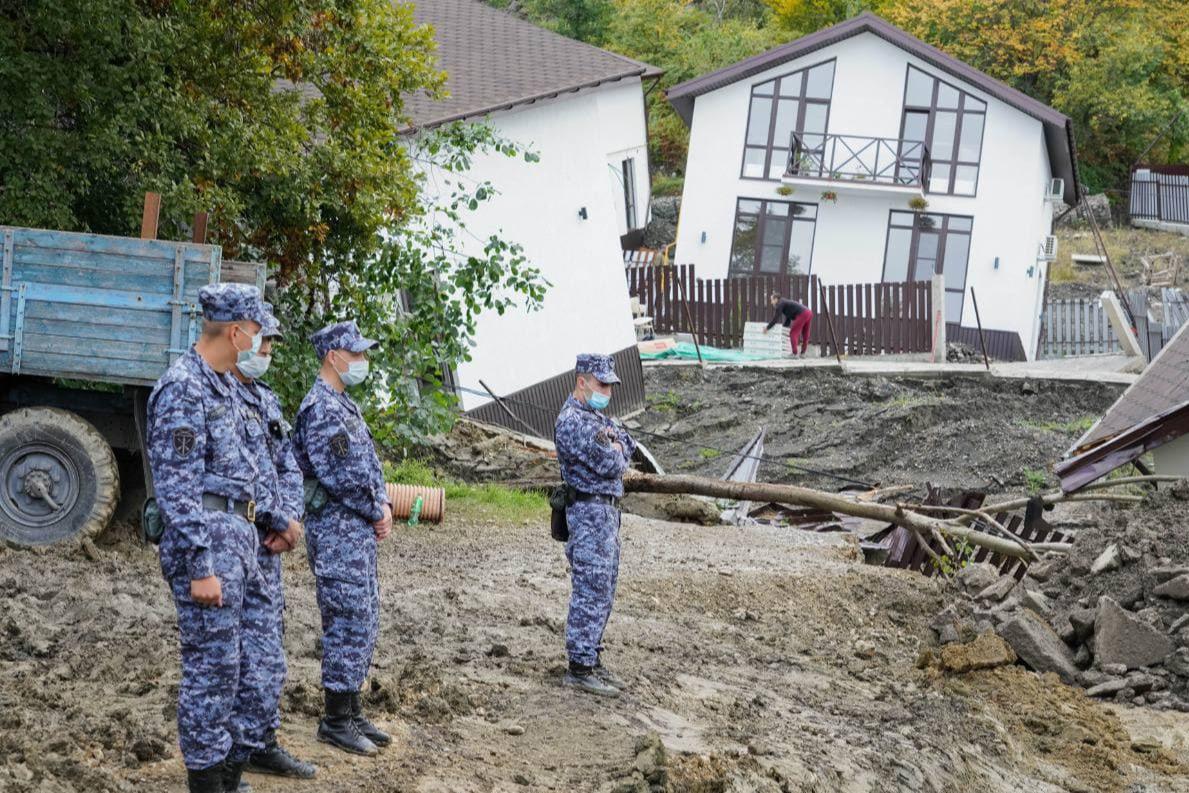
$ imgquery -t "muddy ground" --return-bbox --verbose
[3,502,1189,792]
[635,366,1123,493]
[2,366,1188,793]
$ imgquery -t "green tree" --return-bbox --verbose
[0,0,442,285]
[269,123,550,445]
[520,0,615,44]
[765,0,883,33]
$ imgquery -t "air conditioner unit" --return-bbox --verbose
[1039,235,1058,261]
[1047,178,1064,200]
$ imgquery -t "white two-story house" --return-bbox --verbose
[406,0,661,433]
[666,12,1078,360]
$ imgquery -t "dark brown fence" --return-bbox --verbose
[625,265,933,355]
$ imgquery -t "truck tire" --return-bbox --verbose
[0,407,120,547]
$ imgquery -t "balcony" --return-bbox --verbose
[783,133,931,198]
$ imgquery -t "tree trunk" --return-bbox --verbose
[622,472,1034,560]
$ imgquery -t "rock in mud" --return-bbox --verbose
[938,631,1017,674]
[1090,544,1121,575]
[956,562,999,593]
[1069,608,1097,640]
[1153,574,1189,601]
[1094,596,1173,670]
[621,493,721,525]
[976,575,1018,603]
[998,610,1079,683]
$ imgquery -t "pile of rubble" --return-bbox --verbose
[928,485,1189,710]
[945,341,984,363]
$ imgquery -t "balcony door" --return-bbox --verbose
[898,65,987,196]
[729,199,817,277]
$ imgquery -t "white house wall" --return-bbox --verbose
[419,79,645,410]
[676,32,1056,357]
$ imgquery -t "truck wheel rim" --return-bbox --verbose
[0,443,81,528]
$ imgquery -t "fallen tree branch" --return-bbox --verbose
[623,472,1037,560]
[981,491,1145,514]
[912,503,1038,561]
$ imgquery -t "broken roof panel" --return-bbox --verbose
[1073,320,1189,453]
[406,0,661,130]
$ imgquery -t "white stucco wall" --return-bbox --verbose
[675,32,1057,358]
[418,79,647,409]
[1154,435,1189,477]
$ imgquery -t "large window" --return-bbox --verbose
[729,199,817,277]
[741,60,835,181]
[898,65,986,196]
[621,157,638,229]
[881,210,972,322]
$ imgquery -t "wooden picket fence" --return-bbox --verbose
[625,265,933,355]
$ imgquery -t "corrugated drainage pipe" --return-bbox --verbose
[385,483,445,524]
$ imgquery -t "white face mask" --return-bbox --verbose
[236,353,271,380]
[233,324,263,365]
[334,352,370,387]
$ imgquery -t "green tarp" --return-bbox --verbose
[638,342,770,362]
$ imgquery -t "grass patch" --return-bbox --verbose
[647,389,681,413]
[1024,415,1097,434]
[698,447,722,460]
[651,173,684,197]
[384,458,547,521]
[1022,467,1050,494]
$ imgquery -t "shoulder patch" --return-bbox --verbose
[330,432,350,458]
[173,428,197,457]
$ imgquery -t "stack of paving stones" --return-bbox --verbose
[928,483,1189,710]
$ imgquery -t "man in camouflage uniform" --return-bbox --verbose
[555,353,637,697]
[292,321,393,756]
[226,304,317,781]
[148,283,265,793]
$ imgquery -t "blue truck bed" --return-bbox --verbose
[0,226,248,386]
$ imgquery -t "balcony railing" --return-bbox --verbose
[785,133,931,192]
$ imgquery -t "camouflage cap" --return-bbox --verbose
[199,283,264,324]
[260,302,283,339]
[575,353,620,385]
[310,320,379,360]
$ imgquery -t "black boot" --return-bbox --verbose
[186,764,223,793]
[351,690,392,748]
[563,661,620,698]
[317,689,379,756]
[246,738,317,778]
[221,759,247,793]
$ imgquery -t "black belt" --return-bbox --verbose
[202,493,257,522]
[573,492,621,509]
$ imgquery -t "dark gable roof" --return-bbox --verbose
[665,11,1078,204]
[406,0,661,130]
[1073,320,1189,452]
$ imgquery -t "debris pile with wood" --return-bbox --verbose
[924,483,1189,711]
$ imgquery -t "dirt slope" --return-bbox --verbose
[635,367,1122,492]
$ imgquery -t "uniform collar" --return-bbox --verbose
[314,376,359,414]
[187,347,231,397]
[565,394,597,415]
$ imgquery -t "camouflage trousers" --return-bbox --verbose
[314,572,380,692]
[564,501,621,667]
[227,542,286,761]
[166,545,262,770]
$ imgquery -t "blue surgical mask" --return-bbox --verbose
[588,391,610,410]
[236,353,271,380]
[336,354,370,387]
[234,324,263,366]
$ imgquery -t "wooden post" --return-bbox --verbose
[141,192,161,240]
[676,270,704,366]
[191,211,209,244]
[970,287,991,370]
[818,281,843,364]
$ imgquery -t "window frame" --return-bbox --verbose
[621,157,637,230]
[897,64,987,197]
[739,58,836,183]
[880,210,974,323]
[728,197,819,277]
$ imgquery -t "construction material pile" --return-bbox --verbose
[928,484,1189,710]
